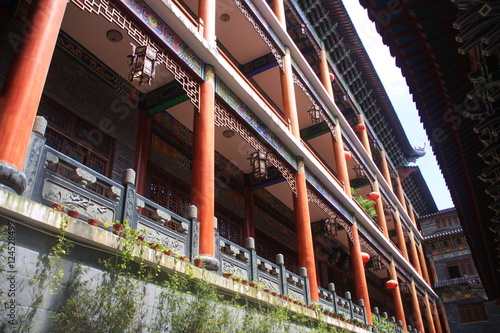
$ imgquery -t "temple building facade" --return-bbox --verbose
[421,208,500,333]
[0,0,447,332]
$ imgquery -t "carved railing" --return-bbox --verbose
[372,307,404,333]
[318,284,366,323]
[216,235,309,304]
[24,118,366,324]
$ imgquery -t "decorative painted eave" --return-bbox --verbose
[358,0,500,301]
[401,167,438,216]
[424,227,463,241]
[295,0,422,168]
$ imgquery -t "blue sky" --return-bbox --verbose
[343,2,454,211]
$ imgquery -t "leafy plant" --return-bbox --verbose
[351,188,378,219]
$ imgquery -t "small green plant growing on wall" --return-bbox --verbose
[351,188,378,219]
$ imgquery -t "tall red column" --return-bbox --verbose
[409,230,423,276]
[418,243,432,285]
[198,0,215,44]
[424,294,437,333]
[0,0,67,194]
[133,110,152,196]
[438,301,451,333]
[272,0,318,300]
[318,46,351,197]
[409,280,425,333]
[319,45,334,98]
[373,180,389,239]
[349,222,372,323]
[389,260,407,331]
[379,150,393,189]
[191,65,216,265]
[294,159,318,301]
[332,124,351,196]
[395,176,408,213]
[432,302,443,333]
[394,210,410,260]
[357,114,372,158]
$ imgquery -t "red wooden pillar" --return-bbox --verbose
[191,65,216,265]
[356,113,372,158]
[133,110,152,196]
[373,180,389,239]
[0,0,67,194]
[294,159,318,301]
[243,187,255,240]
[319,45,334,98]
[395,175,408,213]
[349,222,372,323]
[318,46,351,197]
[379,150,393,189]
[438,301,451,333]
[198,0,215,44]
[418,243,432,285]
[409,230,423,276]
[424,294,437,333]
[273,0,318,300]
[409,280,425,333]
[389,260,407,331]
[432,301,443,333]
[394,210,410,260]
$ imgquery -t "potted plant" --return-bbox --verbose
[222,272,233,279]
[112,222,124,235]
[149,242,160,251]
[87,218,99,227]
[67,209,79,219]
[51,203,65,212]
[193,256,203,268]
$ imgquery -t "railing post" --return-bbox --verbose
[328,283,339,314]
[373,306,380,322]
[276,253,287,296]
[345,291,354,320]
[186,205,199,262]
[23,116,48,200]
[300,267,311,305]
[121,169,138,229]
[359,298,367,324]
[246,237,258,283]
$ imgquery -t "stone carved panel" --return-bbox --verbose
[137,222,186,255]
[43,179,115,221]
[259,275,279,292]
[221,258,248,278]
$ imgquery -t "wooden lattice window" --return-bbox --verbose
[458,302,488,323]
[216,209,243,245]
[149,172,190,218]
[446,258,474,279]
[435,216,459,229]
[256,231,298,273]
[37,97,115,193]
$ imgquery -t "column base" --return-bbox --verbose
[0,162,27,194]
[199,254,220,271]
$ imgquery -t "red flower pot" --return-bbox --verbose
[88,219,99,227]
[67,210,79,219]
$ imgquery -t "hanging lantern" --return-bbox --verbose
[128,45,157,86]
[361,252,370,264]
[248,151,268,180]
[308,105,322,123]
[368,191,380,201]
[329,72,335,82]
[344,151,352,161]
[386,279,398,290]
[355,124,365,132]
